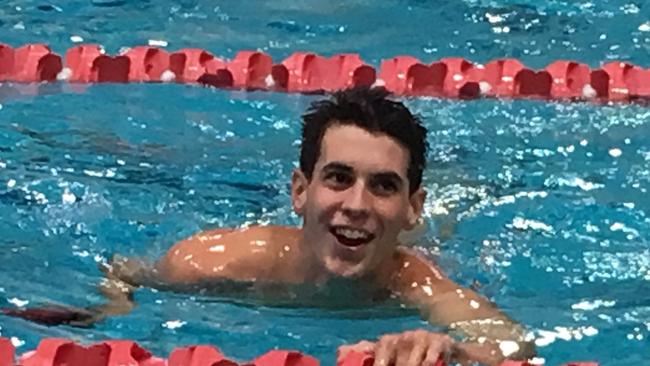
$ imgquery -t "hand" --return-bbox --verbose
[338,330,454,366]
[100,254,147,285]
[337,340,375,361]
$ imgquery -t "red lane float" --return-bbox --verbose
[18,338,164,366]
[378,56,479,98]
[595,62,635,101]
[170,48,229,85]
[0,44,14,81]
[249,350,319,366]
[0,338,14,366]
[65,45,130,83]
[515,69,552,98]
[379,56,446,96]
[65,44,103,82]
[545,61,591,100]
[0,42,649,103]
[627,66,650,99]
[228,51,274,90]
[482,58,526,98]
[168,345,237,366]
[378,56,427,95]
[439,57,482,98]
[588,62,650,101]
[274,52,374,93]
[124,46,170,82]
[2,44,62,83]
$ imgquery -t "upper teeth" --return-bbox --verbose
[336,228,369,240]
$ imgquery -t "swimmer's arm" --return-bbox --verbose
[83,262,139,324]
[64,245,203,327]
[394,251,535,365]
[44,244,204,327]
[3,228,238,327]
[0,257,139,327]
[421,286,534,365]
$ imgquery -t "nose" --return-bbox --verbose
[340,181,371,219]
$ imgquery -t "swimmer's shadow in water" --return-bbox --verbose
[148,278,419,320]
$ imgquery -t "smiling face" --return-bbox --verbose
[292,123,426,279]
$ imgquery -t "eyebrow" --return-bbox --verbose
[321,162,353,174]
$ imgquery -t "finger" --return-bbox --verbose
[374,337,397,366]
[394,335,415,366]
[354,340,375,353]
[405,340,427,366]
[395,345,410,366]
[422,343,444,366]
[337,341,375,361]
[99,277,136,299]
[98,260,112,275]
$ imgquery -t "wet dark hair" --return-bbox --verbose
[300,86,428,194]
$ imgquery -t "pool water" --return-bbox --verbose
[1,1,649,365]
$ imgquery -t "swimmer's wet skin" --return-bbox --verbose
[3,87,535,366]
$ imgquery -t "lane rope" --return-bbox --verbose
[0,43,648,102]
[0,337,599,366]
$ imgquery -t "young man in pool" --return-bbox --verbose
[5,87,534,365]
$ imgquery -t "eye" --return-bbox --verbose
[324,171,353,188]
[371,178,399,196]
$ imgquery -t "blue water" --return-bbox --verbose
[1,1,649,365]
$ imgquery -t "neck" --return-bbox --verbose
[294,231,328,283]
[295,230,400,288]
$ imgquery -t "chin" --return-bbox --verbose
[323,257,371,278]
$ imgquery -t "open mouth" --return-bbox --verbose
[330,226,375,248]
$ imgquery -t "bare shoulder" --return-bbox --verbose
[155,226,302,284]
[389,247,457,294]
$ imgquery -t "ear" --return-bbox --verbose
[291,169,309,216]
[405,188,426,230]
